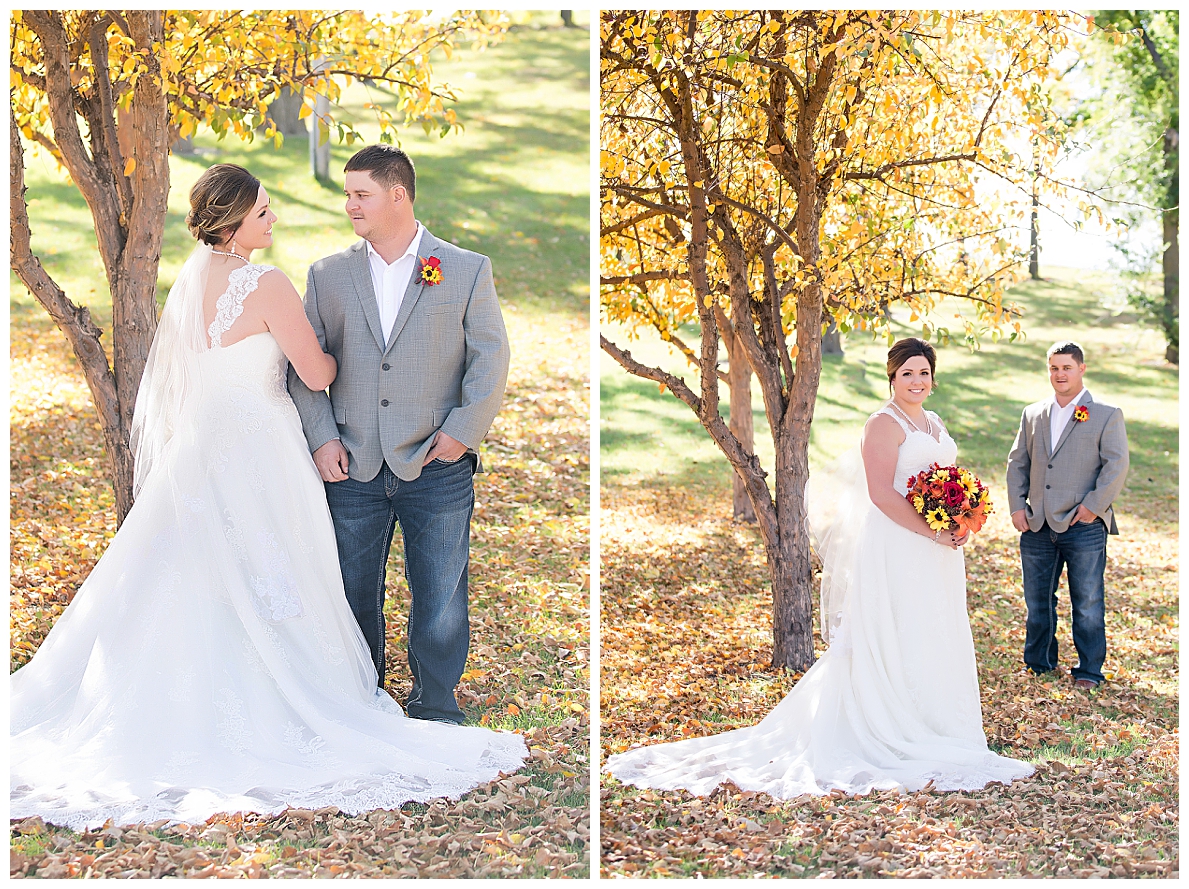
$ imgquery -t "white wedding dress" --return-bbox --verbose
[605,405,1034,798]
[11,252,526,831]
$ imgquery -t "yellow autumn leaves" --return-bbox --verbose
[11,11,508,155]
[601,10,1093,352]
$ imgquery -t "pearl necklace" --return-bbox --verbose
[212,249,248,263]
[889,399,933,437]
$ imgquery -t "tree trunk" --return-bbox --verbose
[821,317,843,355]
[264,86,307,136]
[767,199,825,672]
[724,325,757,524]
[1029,173,1040,280]
[310,59,331,181]
[14,11,171,523]
[560,10,575,27]
[11,112,135,521]
[1162,125,1178,364]
[113,12,170,460]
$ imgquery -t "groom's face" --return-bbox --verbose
[344,171,404,242]
[1048,354,1086,398]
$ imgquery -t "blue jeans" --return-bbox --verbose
[1020,519,1108,684]
[324,455,475,724]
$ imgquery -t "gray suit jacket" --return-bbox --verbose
[1005,389,1129,534]
[288,229,510,482]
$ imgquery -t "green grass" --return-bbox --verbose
[601,266,1177,524]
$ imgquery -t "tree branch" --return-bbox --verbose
[23,11,126,274]
[600,334,701,412]
[86,12,134,227]
[601,209,664,237]
[599,270,682,286]
[844,151,978,182]
[1139,25,1172,84]
[10,106,125,499]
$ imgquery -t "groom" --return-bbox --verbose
[289,145,510,724]
[1005,342,1129,691]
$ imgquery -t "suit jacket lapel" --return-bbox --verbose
[383,229,437,353]
[1038,400,1053,458]
[1050,390,1090,459]
[349,241,386,351]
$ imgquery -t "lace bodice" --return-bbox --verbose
[872,403,958,494]
[207,263,274,348]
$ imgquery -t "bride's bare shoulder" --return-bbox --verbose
[862,409,905,445]
[253,266,299,299]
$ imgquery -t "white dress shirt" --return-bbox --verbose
[366,222,425,343]
[1049,387,1086,455]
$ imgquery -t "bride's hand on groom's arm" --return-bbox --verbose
[313,439,350,482]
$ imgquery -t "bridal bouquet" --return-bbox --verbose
[905,463,992,534]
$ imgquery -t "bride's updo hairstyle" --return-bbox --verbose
[886,337,937,394]
[186,164,261,246]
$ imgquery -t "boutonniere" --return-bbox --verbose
[1072,405,1089,423]
[418,255,443,286]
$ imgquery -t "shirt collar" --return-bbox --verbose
[1051,387,1086,410]
[366,221,424,267]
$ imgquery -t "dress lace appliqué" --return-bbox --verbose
[207,264,274,348]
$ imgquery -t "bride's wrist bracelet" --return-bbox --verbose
[932,528,942,543]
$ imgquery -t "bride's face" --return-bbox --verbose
[891,355,933,406]
[230,187,276,252]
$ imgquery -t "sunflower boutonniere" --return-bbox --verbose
[1072,405,1089,423]
[419,255,443,286]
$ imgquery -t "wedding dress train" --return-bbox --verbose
[11,255,526,831]
[605,405,1033,799]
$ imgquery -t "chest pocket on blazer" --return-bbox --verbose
[421,296,458,316]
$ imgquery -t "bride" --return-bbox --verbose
[11,164,526,831]
[605,338,1034,798]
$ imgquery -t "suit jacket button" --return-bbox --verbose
[382,363,391,371]
[1045,484,1051,489]
[1048,464,1053,469]
[381,399,389,407]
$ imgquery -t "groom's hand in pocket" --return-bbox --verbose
[314,439,350,482]
[1011,509,1030,533]
[424,431,467,465]
[1070,504,1097,525]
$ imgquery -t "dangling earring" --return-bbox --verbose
[231,236,240,257]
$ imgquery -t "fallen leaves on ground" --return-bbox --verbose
[10,307,590,878]
[600,484,1178,878]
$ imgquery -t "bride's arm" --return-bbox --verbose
[255,270,337,391]
[862,414,962,548]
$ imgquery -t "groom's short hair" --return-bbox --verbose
[345,145,416,202]
[1047,341,1085,365]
